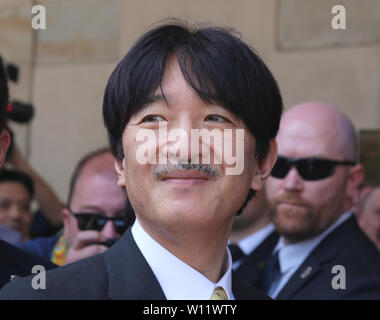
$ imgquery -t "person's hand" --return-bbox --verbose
[65,230,109,265]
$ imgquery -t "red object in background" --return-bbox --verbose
[7,103,13,112]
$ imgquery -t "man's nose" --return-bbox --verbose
[101,220,117,239]
[9,205,22,220]
[165,122,196,163]
[283,167,304,192]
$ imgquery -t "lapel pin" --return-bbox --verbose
[10,275,19,281]
[300,266,312,279]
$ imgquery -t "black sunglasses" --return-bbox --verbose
[68,209,128,234]
[271,156,356,181]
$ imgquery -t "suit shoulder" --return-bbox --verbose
[338,224,380,275]
[0,253,108,300]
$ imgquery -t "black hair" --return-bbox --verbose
[67,147,111,207]
[103,20,283,162]
[0,56,8,131]
[124,197,136,227]
[0,168,34,198]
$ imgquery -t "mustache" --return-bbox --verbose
[274,193,311,208]
[153,163,220,179]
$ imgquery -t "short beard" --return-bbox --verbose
[269,203,317,243]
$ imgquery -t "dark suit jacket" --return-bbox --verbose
[237,216,380,300]
[0,229,270,300]
[235,230,279,286]
[0,239,57,289]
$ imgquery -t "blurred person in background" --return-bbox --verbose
[229,188,279,278]
[0,168,34,241]
[0,55,56,288]
[17,148,129,265]
[356,187,380,251]
[5,142,63,237]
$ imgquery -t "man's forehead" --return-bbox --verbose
[277,119,343,158]
[0,181,30,193]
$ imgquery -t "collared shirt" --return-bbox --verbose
[232,223,275,269]
[269,211,353,298]
[132,219,234,300]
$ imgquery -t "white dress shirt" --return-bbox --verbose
[268,211,353,298]
[232,223,275,269]
[132,219,234,300]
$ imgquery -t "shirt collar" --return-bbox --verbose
[238,223,275,255]
[131,219,234,300]
[273,211,353,274]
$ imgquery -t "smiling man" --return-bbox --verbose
[0,21,282,299]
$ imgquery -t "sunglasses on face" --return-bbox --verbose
[270,156,356,181]
[68,209,128,234]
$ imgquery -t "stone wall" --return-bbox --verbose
[0,0,379,200]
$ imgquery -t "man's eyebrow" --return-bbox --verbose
[144,93,166,106]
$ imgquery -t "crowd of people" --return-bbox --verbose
[0,20,378,300]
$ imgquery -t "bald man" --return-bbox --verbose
[255,101,380,299]
[17,148,130,265]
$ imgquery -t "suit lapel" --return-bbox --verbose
[103,228,166,300]
[275,255,321,299]
[276,216,356,300]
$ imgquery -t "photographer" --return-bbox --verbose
[4,59,63,233]
[0,55,56,288]
[17,148,131,265]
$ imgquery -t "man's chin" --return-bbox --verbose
[273,212,315,242]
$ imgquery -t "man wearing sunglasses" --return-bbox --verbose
[17,148,129,266]
[255,101,380,299]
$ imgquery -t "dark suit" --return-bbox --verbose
[235,230,279,285]
[0,239,57,289]
[237,215,380,299]
[0,228,270,300]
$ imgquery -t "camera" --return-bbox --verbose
[2,58,35,124]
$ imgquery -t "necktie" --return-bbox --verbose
[228,244,245,262]
[210,286,229,300]
[257,252,281,294]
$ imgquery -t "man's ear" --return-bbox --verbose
[0,129,10,167]
[346,164,364,204]
[62,208,71,239]
[251,139,278,190]
[114,158,126,187]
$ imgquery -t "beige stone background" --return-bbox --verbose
[0,0,379,201]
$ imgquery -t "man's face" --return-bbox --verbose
[266,119,351,242]
[0,181,32,240]
[359,188,380,250]
[64,170,127,246]
[117,58,269,239]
